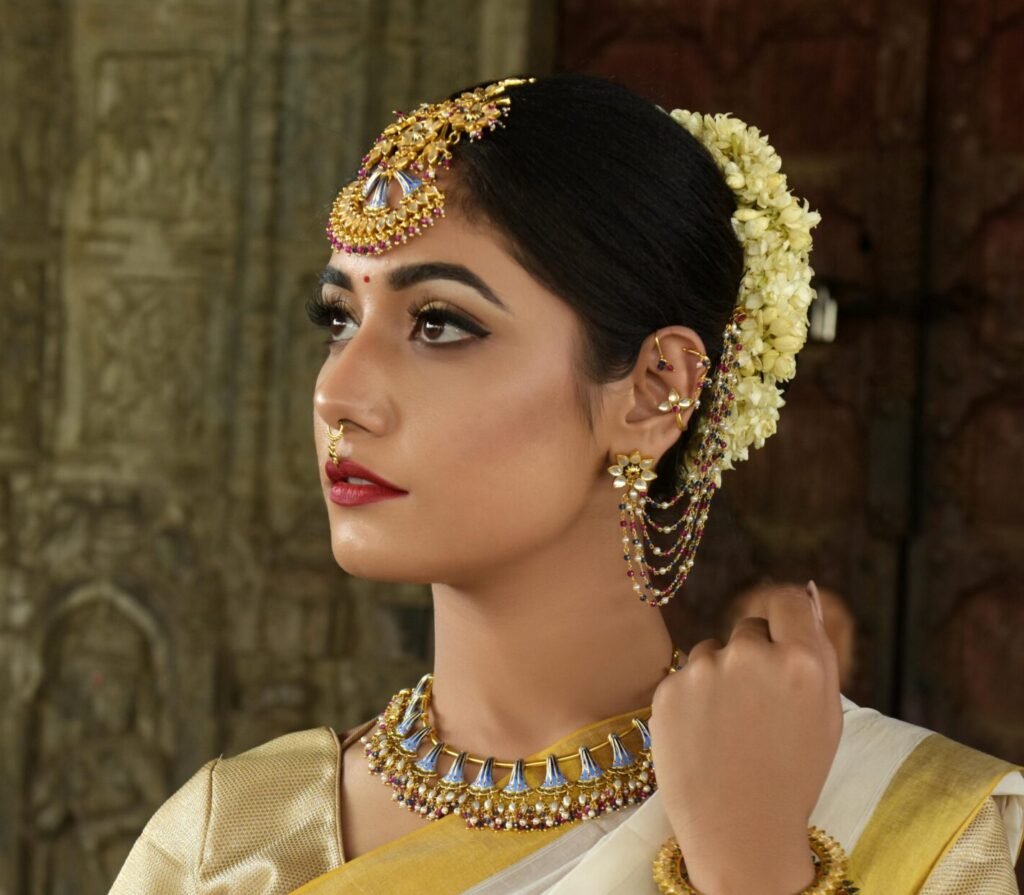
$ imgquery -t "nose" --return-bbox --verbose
[312,325,390,443]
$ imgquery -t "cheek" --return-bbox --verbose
[451,392,573,497]
[330,358,599,583]
[424,366,594,540]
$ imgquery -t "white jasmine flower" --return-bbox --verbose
[672,110,821,478]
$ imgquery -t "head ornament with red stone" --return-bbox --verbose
[325,77,535,256]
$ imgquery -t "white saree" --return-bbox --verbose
[460,695,1024,894]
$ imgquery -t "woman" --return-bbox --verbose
[110,74,1024,894]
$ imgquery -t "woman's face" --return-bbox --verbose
[312,199,611,587]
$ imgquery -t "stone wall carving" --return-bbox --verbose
[0,261,47,454]
[0,1,544,891]
[24,586,170,895]
[75,277,211,448]
[93,53,233,221]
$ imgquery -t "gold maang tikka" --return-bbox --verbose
[609,325,739,609]
[326,77,535,256]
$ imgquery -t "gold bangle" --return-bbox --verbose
[652,826,861,894]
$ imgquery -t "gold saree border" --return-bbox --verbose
[290,703,653,895]
[848,730,1024,893]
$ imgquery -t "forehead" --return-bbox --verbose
[321,205,580,332]
[323,201,509,286]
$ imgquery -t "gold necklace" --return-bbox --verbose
[362,647,682,831]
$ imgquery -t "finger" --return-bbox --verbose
[807,579,825,623]
[727,615,771,645]
[763,583,822,650]
[685,637,723,664]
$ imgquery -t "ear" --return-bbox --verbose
[604,326,710,464]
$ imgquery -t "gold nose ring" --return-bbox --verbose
[326,420,345,465]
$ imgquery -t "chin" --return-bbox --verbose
[329,538,431,585]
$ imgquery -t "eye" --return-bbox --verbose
[305,294,490,347]
[306,295,358,343]
[409,300,489,345]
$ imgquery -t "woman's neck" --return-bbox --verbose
[426,496,677,762]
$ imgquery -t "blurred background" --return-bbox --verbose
[1,0,1022,892]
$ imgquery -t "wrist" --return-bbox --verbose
[652,826,859,895]
[683,835,815,895]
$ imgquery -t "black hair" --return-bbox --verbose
[446,73,743,500]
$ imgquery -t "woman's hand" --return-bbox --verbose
[648,581,844,895]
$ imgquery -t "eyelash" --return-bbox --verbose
[305,294,491,347]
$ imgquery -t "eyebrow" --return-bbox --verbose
[318,262,510,313]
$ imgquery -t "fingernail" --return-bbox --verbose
[806,579,824,623]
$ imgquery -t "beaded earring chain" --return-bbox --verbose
[608,312,745,607]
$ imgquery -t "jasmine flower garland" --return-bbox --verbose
[669,110,822,485]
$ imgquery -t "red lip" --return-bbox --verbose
[325,459,404,490]
[324,459,407,507]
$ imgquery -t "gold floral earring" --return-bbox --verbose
[608,451,659,506]
[607,333,712,606]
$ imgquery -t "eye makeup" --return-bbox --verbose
[305,293,491,346]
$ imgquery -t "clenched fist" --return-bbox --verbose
[648,581,844,894]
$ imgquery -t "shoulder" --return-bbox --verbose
[812,695,1024,890]
[209,725,341,793]
[111,727,342,895]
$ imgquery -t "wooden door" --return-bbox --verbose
[559,2,1024,885]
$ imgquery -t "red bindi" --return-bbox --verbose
[363,275,371,283]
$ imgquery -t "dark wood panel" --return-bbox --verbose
[559,0,930,716]
[907,2,1024,803]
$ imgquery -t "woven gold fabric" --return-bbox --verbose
[108,728,342,895]
[921,796,1021,894]
[848,731,1023,892]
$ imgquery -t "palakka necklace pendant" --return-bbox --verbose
[361,674,659,832]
